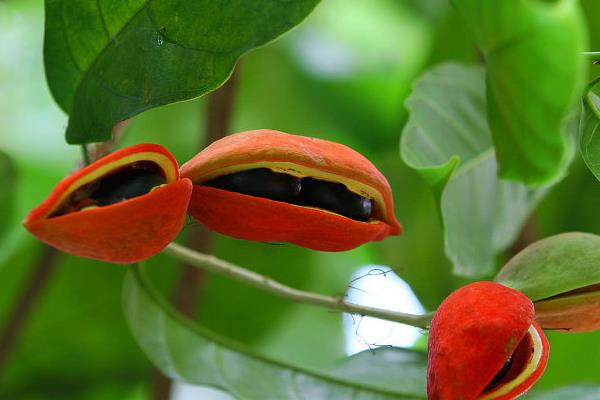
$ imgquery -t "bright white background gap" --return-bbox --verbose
[343,265,425,355]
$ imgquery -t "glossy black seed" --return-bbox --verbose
[49,162,166,217]
[91,162,166,206]
[204,168,302,202]
[202,168,374,222]
[486,355,513,390]
[298,177,372,221]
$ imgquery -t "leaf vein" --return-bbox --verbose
[59,0,84,74]
[410,94,483,156]
[96,0,110,39]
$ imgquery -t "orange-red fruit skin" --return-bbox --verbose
[427,282,547,400]
[180,130,401,251]
[492,322,549,400]
[23,144,192,264]
[189,187,394,252]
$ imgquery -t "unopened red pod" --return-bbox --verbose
[24,144,192,264]
[428,282,549,400]
[180,130,401,251]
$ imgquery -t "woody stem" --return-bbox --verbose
[151,68,240,399]
[162,242,434,329]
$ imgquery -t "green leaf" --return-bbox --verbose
[495,232,600,331]
[124,265,426,400]
[495,232,600,301]
[44,0,320,144]
[326,348,426,397]
[401,63,546,277]
[579,79,600,181]
[525,385,600,399]
[451,0,588,186]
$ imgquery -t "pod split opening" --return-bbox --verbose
[180,130,401,251]
[427,282,549,400]
[23,144,192,264]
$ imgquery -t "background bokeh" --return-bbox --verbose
[1,0,600,398]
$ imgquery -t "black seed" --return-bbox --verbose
[91,162,166,206]
[201,168,374,222]
[204,168,302,202]
[298,177,372,221]
[50,161,166,217]
[486,355,513,389]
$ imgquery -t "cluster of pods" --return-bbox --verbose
[24,129,402,263]
[24,129,567,399]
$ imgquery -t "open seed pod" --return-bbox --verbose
[23,144,192,264]
[179,129,401,251]
[428,282,549,400]
[496,232,600,332]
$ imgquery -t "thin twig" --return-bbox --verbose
[163,243,434,329]
[0,245,59,377]
[87,120,129,161]
[80,145,91,165]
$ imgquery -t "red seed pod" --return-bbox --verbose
[23,144,192,264]
[428,282,549,400]
[179,129,401,251]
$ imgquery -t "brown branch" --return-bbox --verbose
[0,245,59,377]
[152,70,239,400]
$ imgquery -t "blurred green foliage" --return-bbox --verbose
[2,0,600,398]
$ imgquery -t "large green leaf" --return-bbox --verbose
[401,63,547,277]
[451,0,588,186]
[124,265,427,399]
[44,0,320,144]
[579,78,600,181]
